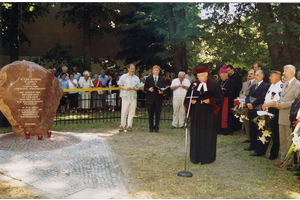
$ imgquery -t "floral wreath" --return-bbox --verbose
[252,111,274,144]
[231,98,248,122]
[285,121,300,163]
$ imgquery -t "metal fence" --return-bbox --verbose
[54,88,173,125]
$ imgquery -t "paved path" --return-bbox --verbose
[0,131,128,199]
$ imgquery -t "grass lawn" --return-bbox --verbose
[1,119,300,198]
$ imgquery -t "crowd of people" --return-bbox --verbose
[50,62,300,176]
[190,62,300,178]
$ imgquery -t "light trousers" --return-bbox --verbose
[279,124,293,164]
[244,119,250,140]
[172,97,186,127]
[120,98,137,128]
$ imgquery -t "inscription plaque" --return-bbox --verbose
[0,60,63,136]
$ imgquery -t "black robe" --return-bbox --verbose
[184,78,224,164]
[217,78,234,135]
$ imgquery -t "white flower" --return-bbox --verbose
[258,119,265,130]
[239,117,244,123]
[245,117,249,120]
[241,115,245,119]
[258,136,267,144]
[234,114,239,118]
[292,134,300,151]
[262,130,271,137]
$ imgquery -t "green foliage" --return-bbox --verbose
[31,40,85,72]
[116,3,202,73]
[200,3,272,70]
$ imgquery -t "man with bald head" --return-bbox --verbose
[170,71,190,129]
[245,70,269,152]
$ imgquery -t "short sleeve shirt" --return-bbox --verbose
[264,81,283,104]
[118,73,140,100]
[171,78,191,98]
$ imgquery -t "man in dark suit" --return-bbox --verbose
[227,65,243,131]
[244,70,270,151]
[144,65,166,132]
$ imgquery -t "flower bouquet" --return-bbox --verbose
[231,98,248,122]
[284,121,300,163]
[252,111,274,144]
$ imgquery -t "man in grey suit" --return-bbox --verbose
[239,69,257,143]
[275,65,300,168]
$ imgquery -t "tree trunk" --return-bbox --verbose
[165,3,188,76]
[82,8,91,72]
[257,3,300,67]
[10,3,19,63]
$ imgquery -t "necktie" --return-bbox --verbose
[286,82,289,89]
[155,77,157,86]
[255,83,259,90]
[248,81,251,87]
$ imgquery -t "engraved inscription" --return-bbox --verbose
[13,68,45,121]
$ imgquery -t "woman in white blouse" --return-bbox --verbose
[79,70,93,112]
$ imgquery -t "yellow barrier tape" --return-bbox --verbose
[63,87,120,92]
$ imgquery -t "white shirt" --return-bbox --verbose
[79,77,93,89]
[264,81,283,104]
[171,78,191,98]
[68,79,78,94]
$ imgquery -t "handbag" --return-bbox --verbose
[95,81,103,94]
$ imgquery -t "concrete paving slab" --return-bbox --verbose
[66,188,117,199]
[0,131,128,199]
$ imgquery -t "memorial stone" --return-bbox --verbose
[0,60,63,136]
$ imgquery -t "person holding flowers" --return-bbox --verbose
[244,70,269,152]
[252,68,283,159]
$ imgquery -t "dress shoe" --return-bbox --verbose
[149,129,153,133]
[287,165,300,171]
[249,152,263,156]
[119,126,124,132]
[279,163,293,168]
[171,126,176,129]
[242,139,250,143]
[268,155,278,160]
[127,126,132,132]
[244,146,255,151]
[154,129,159,132]
[293,171,300,176]
[274,161,283,166]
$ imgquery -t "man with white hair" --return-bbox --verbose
[170,71,190,129]
[61,66,69,81]
[275,65,300,168]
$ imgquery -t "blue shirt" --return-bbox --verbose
[98,75,109,86]
[60,79,68,89]
[118,73,140,100]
